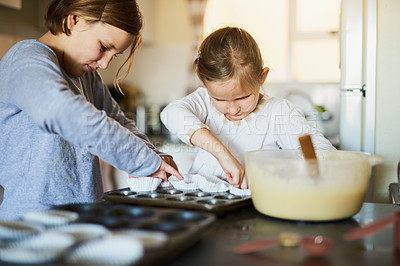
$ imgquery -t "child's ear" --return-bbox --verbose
[260,67,269,84]
[66,14,80,32]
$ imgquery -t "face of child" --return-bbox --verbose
[204,78,261,121]
[64,16,134,78]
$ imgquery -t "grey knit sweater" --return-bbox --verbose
[0,40,161,219]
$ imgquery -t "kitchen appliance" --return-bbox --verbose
[339,0,381,201]
[389,161,400,204]
[134,104,162,136]
[339,0,376,153]
[245,149,383,221]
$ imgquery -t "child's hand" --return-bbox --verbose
[226,173,248,189]
[190,128,248,189]
[128,158,184,181]
[219,153,247,189]
[150,159,184,181]
[160,156,179,177]
[239,176,248,189]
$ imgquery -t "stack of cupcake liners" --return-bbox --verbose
[127,173,251,196]
[0,209,146,265]
[127,176,162,192]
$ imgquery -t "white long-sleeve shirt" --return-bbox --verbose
[161,87,335,179]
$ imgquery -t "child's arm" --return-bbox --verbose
[160,88,210,145]
[190,128,248,189]
[161,88,248,188]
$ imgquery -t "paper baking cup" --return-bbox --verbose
[113,229,168,251]
[0,221,43,241]
[128,177,162,192]
[65,235,144,265]
[0,231,75,264]
[229,186,251,196]
[50,223,111,243]
[160,181,173,188]
[169,174,199,190]
[22,210,79,227]
[197,175,229,193]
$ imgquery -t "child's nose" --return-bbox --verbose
[228,102,240,114]
[97,54,113,69]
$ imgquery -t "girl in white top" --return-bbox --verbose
[161,27,335,189]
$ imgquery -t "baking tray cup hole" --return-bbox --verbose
[197,199,227,205]
[105,190,136,197]
[138,222,189,234]
[79,216,132,229]
[185,192,212,198]
[135,193,165,199]
[159,211,210,222]
[107,206,156,219]
[166,196,196,202]
[214,194,242,200]
[156,189,184,195]
[55,203,105,214]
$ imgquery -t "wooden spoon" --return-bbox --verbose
[298,134,319,177]
[299,134,317,160]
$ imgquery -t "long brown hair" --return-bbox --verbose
[45,0,143,92]
[194,27,264,92]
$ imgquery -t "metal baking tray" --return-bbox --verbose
[54,202,216,265]
[103,187,252,215]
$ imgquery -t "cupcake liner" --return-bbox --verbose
[229,186,251,196]
[197,175,229,193]
[168,174,199,190]
[0,221,43,242]
[128,177,162,192]
[112,229,168,251]
[50,223,111,243]
[22,210,79,227]
[160,181,173,188]
[6,231,75,249]
[0,232,75,264]
[0,247,65,264]
[65,235,144,265]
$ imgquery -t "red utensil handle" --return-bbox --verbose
[343,212,396,241]
[234,239,280,254]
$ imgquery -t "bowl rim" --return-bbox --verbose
[245,149,381,163]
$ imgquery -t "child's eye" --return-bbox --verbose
[100,43,108,52]
[238,95,250,100]
[212,98,224,102]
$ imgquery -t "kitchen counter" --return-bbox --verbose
[1,201,397,265]
[165,202,399,266]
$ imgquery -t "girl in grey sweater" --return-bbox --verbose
[0,0,183,219]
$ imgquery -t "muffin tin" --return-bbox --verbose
[62,202,215,265]
[103,187,252,214]
[0,202,216,265]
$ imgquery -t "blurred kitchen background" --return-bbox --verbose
[0,0,399,203]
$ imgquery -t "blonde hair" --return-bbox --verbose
[194,27,264,93]
[44,0,143,92]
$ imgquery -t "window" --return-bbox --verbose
[203,0,340,83]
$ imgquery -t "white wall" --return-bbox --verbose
[99,0,198,106]
[99,44,196,106]
[373,0,400,202]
